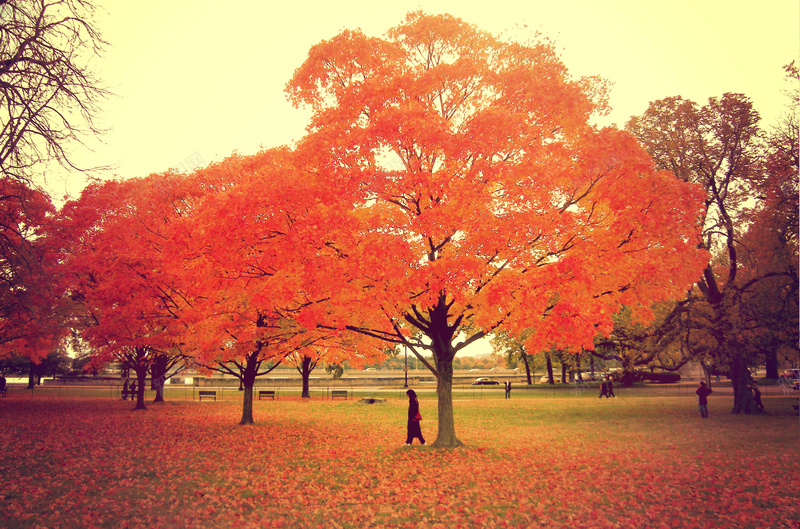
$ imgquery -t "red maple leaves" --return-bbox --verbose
[0,397,796,528]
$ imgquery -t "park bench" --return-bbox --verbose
[257,390,275,400]
[331,390,348,400]
[198,390,217,401]
[121,389,136,400]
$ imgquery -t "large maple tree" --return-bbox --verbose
[287,12,708,446]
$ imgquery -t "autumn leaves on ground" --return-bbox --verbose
[1,395,797,529]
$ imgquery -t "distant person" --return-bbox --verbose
[130,380,137,399]
[750,381,764,411]
[504,381,511,399]
[0,374,6,394]
[696,381,712,418]
[122,379,129,400]
[405,389,425,446]
[607,375,616,398]
[599,376,609,398]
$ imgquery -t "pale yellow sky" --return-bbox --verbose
[56,0,798,202]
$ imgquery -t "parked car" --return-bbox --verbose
[780,369,799,380]
[539,375,562,384]
[472,377,500,385]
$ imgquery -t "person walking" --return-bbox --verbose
[607,375,616,398]
[504,381,512,399]
[696,381,712,418]
[599,376,609,398]
[405,389,425,445]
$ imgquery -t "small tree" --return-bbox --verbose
[150,350,188,402]
[325,363,344,379]
[288,350,318,399]
[491,330,538,384]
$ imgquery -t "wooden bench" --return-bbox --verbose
[331,390,348,400]
[121,389,135,400]
[257,390,275,400]
[198,390,217,401]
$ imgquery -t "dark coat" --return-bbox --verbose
[696,385,712,405]
[406,397,424,444]
[408,397,420,422]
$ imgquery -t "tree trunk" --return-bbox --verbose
[239,352,259,425]
[432,358,462,448]
[730,354,760,414]
[301,374,310,398]
[153,379,165,402]
[150,355,167,402]
[764,348,779,379]
[27,361,35,389]
[561,361,567,384]
[399,295,464,448]
[299,355,314,399]
[133,365,147,411]
[240,381,254,425]
[521,351,533,385]
[546,353,554,384]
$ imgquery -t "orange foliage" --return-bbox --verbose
[0,178,62,362]
[57,173,196,360]
[287,12,708,444]
[168,149,387,371]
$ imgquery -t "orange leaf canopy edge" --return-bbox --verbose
[168,148,387,372]
[0,177,61,362]
[287,12,708,446]
[287,11,709,358]
[57,173,199,364]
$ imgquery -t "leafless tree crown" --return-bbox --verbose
[0,0,109,184]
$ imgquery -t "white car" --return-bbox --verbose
[539,375,562,383]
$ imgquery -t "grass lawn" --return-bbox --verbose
[0,391,797,528]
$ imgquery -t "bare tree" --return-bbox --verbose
[0,0,109,184]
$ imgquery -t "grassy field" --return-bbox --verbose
[0,390,797,528]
